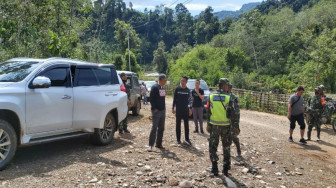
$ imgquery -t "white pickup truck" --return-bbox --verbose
[0,57,128,170]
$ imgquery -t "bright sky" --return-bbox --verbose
[123,0,264,15]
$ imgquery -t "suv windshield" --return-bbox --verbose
[187,80,209,90]
[145,81,156,88]
[0,61,41,82]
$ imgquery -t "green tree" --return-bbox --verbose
[114,19,140,54]
[113,54,124,70]
[153,41,168,74]
[123,50,141,74]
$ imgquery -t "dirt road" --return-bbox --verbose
[0,97,335,187]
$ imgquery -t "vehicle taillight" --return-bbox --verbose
[120,83,126,92]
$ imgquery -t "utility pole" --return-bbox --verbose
[127,30,131,72]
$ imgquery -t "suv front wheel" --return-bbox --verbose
[0,120,17,170]
[91,113,116,145]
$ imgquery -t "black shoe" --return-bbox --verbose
[200,129,204,134]
[306,138,311,141]
[211,162,219,176]
[193,130,199,133]
[155,144,164,149]
[186,139,192,145]
[223,169,229,176]
[124,129,130,133]
[177,140,181,144]
[299,138,307,144]
[288,136,293,142]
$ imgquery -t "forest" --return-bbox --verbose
[1,0,336,93]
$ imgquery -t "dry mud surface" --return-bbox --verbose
[0,97,335,188]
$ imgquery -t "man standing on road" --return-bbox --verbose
[119,72,131,134]
[142,83,148,105]
[192,79,205,134]
[307,88,324,141]
[148,74,167,151]
[228,83,241,157]
[207,78,236,176]
[287,86,306,143]
[172,76,193,145]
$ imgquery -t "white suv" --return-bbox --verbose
[0,57,128,169]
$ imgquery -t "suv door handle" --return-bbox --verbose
[105,92,117,96]
[62,95,72,99]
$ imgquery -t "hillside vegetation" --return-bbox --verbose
[1,0,336,93]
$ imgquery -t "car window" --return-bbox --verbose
[133,76,140,87]
[145,81,156,88]
[200,80,209,90]
[76,68,98,86]
[110,68,119,84]
[187,80,209,90]
[0,61,41,82]
[39,68,69,87]
[94,67,111,85]
[126,76,132,86]
[76,67,119,86]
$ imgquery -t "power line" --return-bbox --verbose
[167,0,180,8]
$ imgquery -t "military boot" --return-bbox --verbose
[307,130,311,141]
[237,145,242,157]
[211,162,219,176]
[223,168,229,176]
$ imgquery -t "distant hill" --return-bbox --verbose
[214,2,261,20]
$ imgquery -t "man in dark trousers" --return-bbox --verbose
[119,72,131,134]
[172,76,193,145]
[148,74,167,152]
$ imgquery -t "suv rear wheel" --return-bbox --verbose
[0,120,17,170]
[132,99,141,116]
[91,113,116,145]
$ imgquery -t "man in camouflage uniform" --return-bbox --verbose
[206,78,236,176]
[318,85,326,98]
[119,72,131,134]
[307,88,323,141]
[228,83,241,157]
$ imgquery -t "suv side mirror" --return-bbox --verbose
[30,76,51,89]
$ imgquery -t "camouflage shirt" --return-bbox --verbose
[308,95,323,114]
[230,93,240,130]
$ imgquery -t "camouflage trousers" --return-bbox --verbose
[307,113,322,139]
[209,124,232,171]
[119,115,128,131]
[231,129,241,155]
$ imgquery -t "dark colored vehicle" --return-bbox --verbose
[117,71,141,116]
[187,79,211,113]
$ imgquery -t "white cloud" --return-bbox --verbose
[184,3,241,12]
[185,4,208,11]
[132,5,156,10]
[216,3,241,11]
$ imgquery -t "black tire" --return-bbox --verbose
[91,113,116,146]
[132,99,141,116]
[0,120,17,170]
[332,119,336,133]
